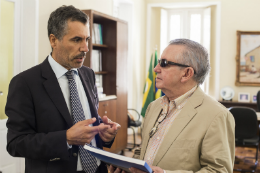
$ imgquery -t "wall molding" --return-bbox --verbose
[13,0,39,76]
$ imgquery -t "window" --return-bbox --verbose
[160,8,211,93]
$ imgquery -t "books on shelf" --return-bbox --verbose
[95,74,103,88]
[99,95,117,101]
[97,87,106,99]
[91,50,102,72]
[92,24,96,43]
[95,74,106,99]
[84,144,152,173]
[92,23,103,44]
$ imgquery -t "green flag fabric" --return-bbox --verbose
[141,54,154,117]
[153,50,164,99]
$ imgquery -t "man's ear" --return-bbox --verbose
[181,67,195,83]
[49,34,58,49]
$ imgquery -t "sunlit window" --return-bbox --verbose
[170,15,181,40]
[190,14,201,43]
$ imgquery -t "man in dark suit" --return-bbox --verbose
[6,5,120,173]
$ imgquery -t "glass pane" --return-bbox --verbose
[170,15,180,40]
[160,9,168,55]
[203,15,211,50]
[190,14,201,43]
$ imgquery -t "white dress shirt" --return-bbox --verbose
[48,54,100,171]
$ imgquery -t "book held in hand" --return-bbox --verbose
[84,144,152,173]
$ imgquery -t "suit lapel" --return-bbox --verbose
[153,87,204,165]
[78,69,99,124]
[78,68,103,148]
[140,88,205,165]
[140,101,162,159]
[41,58,73,127]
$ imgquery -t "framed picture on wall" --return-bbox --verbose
[238,92,250,102]
[236,31,260,86]
[252,95,257,103]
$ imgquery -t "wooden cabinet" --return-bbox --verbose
[98,99,118,152]
[81,10,128,153]
[98,99,117,118]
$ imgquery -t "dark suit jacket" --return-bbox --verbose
[6,58,112,173]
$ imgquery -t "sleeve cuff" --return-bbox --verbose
[67,141,72,149]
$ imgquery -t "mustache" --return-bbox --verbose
[73,52,86,59]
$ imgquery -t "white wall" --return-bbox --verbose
[218,0,260,101]
[19,0,39,73]
[146,0,260,102]
[129,0,146,112]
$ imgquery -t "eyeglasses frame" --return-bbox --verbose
[149,109,166,138]
[158,59,196,74]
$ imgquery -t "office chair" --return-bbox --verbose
[229,107,259,173]
[127,109,142,151]
[257,91,260,111]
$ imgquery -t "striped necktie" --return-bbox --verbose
[65,70,98,173]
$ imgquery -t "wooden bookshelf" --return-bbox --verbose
[82,9,128,154]
[94,71,108,75]
[93,44,108,48]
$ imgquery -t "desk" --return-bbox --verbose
[257,112,260,121]
[219,101,258,111]
[219,101,260,121]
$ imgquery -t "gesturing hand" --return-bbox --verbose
[66,117,110,146]
[99,116,121,142]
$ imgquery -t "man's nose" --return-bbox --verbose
[80,40,89,53]
[154,63,161,72]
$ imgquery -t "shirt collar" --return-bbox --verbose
[161,85,198,113]
[48,53,78,79]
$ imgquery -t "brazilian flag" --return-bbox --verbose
[141,54,154,117]
[153,50,164,99]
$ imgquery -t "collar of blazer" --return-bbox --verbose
[41,57,73,127]
[77,68,100,127]
[41,58,100,128]
[140,87,205,164]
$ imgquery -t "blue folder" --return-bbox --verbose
[84,144,152,173]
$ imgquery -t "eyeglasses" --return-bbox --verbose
[149,109,166,138]
[158,59,196,74]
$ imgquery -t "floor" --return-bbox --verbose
[234,146,260,173]
[123,132,142,158]
[123,134,260,173]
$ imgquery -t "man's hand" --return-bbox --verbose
[108,165,127,173]
[109,165,164,173]
[99,116,121,142]
[66,118,110,146]
[129,166,164,173]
